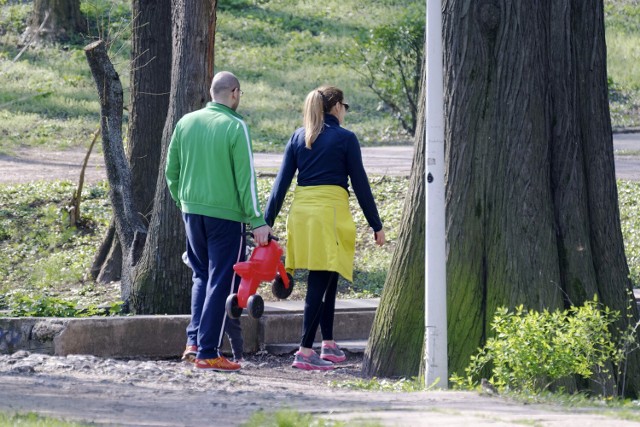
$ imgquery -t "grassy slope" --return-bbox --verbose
[0,0,638,155]
[0,0,413,155]
[0,176,406,311]
[605,0,640,128]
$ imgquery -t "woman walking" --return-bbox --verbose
[264,85,385,371]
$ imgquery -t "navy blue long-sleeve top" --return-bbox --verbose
[264,114,383,232]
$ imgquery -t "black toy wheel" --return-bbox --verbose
[225,294,243,319]
[272,272,294,300]
[247,294,264,319]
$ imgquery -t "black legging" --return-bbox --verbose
[301,270,339,349]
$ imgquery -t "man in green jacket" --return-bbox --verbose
[166,71,271,371]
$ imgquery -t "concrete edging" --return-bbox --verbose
[0,299,378,358]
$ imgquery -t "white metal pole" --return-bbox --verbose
[424,0,448,389]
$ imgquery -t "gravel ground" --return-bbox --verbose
[2,351,640,426]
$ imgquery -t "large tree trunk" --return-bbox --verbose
[91,0,172,285]
[127,0,172,222]
[364,0,640,396]
[24,0,85,43]
[362,69,426,378]
[443,0,640,395]
[130,0,217,314]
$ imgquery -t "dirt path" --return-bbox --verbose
[0,352,637,426]
[1,134,639,184]
[0,146,414,185]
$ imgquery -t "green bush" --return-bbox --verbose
[451,297,634,395]
[344,5,424,136]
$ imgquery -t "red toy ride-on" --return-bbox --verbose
[226,235,294,319]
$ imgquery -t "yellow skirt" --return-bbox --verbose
[285,185,356,282]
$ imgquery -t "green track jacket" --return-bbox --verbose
[165,102,267,229]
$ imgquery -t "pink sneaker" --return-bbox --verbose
[292,351,334,371]
[320,343,347,363]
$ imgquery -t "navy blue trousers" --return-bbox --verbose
[183,213,246,359]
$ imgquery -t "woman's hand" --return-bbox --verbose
[373,228,386,246]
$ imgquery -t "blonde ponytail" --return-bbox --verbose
[302,86,344,148]
[303,90,325,148]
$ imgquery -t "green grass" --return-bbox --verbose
[605,0,640,128]
[2,177,639,316]
[498,390,640,423]
[0,0,412,155]
[0,176,404,313]
[331,376,424,392]
[241,409,383,427]
[0,180,114,312]
[1,0,637,156]
[0,411,92,427]
[618,180,640,285]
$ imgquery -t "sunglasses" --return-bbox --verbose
[340,101,350,111]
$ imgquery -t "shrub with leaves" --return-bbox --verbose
[451,297,627,395]
[344,5,424,137]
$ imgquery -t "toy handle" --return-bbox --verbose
[244,231,279,242]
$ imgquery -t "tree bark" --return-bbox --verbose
[24,0,85,43]
[127,0,172,222]
[91,223,122,285]
[130,0,217,314]
[84,40,147,310]
[91,0,172,284]
[362,69,426,378]
[364,0,640,396]
[443,0,640,395]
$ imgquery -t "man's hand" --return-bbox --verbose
[253,225,272,246]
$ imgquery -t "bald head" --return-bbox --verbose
[211,71,240,97]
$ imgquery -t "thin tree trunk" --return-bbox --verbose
[91,0,172,284]
[130,0,217,314]
[84,40,147,310]
[362,69,426,378]
[90,219,122,284]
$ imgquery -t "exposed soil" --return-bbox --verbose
[0,145,414,185]
[1,350,637,426]
[1,137,639,185]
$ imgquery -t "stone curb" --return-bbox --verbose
[0,299,378,358]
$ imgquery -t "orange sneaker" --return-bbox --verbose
[194,356,241,371]
[181,345,197,363]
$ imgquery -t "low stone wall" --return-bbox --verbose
[0,309,375,358]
